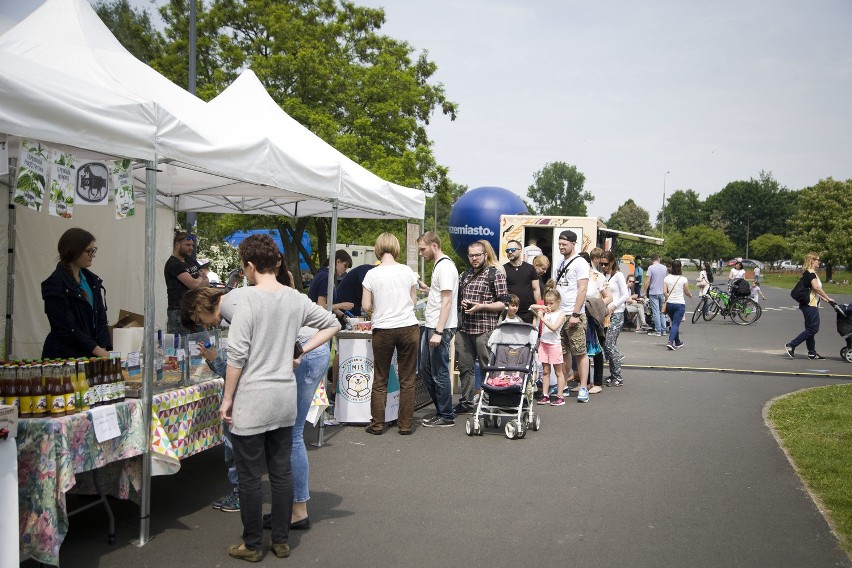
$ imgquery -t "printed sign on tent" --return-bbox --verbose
[48,149,76,219]
[74,161,110,206]
[15,139,48,212]
[112,159,135,220]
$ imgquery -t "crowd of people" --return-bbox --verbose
[36,224,842,563]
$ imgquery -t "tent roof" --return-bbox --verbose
[0,0,424,220]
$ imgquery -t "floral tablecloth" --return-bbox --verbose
[17,400,145,566]
[150,378,224,475]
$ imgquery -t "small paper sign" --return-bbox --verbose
[112,159,135,219]
[15,139,48,212]
[48,149,76,219]
[74,160,110,205]
[90,405,120,443]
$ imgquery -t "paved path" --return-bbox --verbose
[25,284,852,567]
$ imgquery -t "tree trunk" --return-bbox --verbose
[826,264,833,283]
[316,218,330,269]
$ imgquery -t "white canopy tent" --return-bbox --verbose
[1,0,423,549]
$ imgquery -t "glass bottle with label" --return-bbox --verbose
[48,364,66,416]
[31,363,48,418]
[63,362,76,415]
[18,364,33,418]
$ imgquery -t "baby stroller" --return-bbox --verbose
[465,321,541,440]
[833,302,852,363]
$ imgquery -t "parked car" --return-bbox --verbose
[780,259,802,270]
[675,258,700,269]
[725,258,765,270]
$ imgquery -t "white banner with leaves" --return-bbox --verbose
[48,149,76,219]
[0,137,8,176]
[15,140,47,212]
[112,159,135,220]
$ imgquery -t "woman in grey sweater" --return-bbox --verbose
[221,235,339,562]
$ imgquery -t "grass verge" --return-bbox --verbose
[767,384,852,553]
[761,271,850,296]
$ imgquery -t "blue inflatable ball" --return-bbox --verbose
[448,186,528,260]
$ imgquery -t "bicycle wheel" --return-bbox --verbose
[692,298,706,324]
[734,298,761,325]
[703,298,720,321]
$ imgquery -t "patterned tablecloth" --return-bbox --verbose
[16,400,145,566]
[150,378,224,475]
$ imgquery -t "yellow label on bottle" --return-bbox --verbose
[20,394,33,415]
[49,393,65,414]
[65,392,76,412]
[33,394,48,413]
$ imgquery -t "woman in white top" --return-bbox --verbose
[728,261,746,285]
[361,232,420,435]
[696,262,712,297]
[664,260,692,350]
[601,251,628,386]
[583,249,612,393]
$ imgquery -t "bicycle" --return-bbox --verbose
[695,286,762,325]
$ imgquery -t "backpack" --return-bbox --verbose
[790,273,811,305]
[459,266,509,309]
[731,278,750,297]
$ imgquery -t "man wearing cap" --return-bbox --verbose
[554,230,592,403]
[504,239,541,324]
[165,231,208,334]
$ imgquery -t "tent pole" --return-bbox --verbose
[134,156,157,547]
[4,158,17,358]
[315,199,339,448]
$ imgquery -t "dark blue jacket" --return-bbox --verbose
[41,264,111,359]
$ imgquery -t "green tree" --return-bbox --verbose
[789,177,852,281]
[657,189,703,233]
[154,0,457,192]
[606,199,656,257]
[676,225,736,263]
[526,161,592,216]
[703,171,797,252]
[94,0,165,64]
[749,233,790,267]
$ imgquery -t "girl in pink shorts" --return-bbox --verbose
[531,290,567,406]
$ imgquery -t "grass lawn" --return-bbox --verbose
[760,271,850,296]
[768,384,852,553]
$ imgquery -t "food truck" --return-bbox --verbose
[496,214,663,268]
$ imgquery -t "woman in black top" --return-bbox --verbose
[41,228,111,359]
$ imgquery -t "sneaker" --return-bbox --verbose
[548,385,558,396]
[215,490,240,513]
[674,341,685,349]
[808,352,826,360]
[785,344,795,358]
[550,396,566,406]
[613,378,623,387]
[453,403,473,415]
[422,415,441,425]
[537,395,551,405]
[577,388,589,403]
[423,417,455,428]
[604,377,613,387]
[589,385,603,394]
[647,330,658,335]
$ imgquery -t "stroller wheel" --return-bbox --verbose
[522,411,530,428]
[465,417,475,436]
[532,413,541,431]
[483,416,491,428]
[842,347,852,363]
[505,420,521,440]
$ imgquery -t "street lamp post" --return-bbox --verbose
[745,204,751,259]
[662,171,670,236]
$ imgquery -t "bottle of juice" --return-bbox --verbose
[31,364,48,418]
[18,364,33,418]
[4,365,20,416]
[48,364,66,416]
[77,359,90,411]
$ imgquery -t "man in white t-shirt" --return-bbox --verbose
[416,232,459,427]
[554,230,591,403]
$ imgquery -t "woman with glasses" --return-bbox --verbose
[41,228,112,359]
[600,251,628,387]
[786,253,834,360]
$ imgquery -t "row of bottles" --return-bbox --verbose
[1,357,125,418]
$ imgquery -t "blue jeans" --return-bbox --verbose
[223,424,238,488]
[667,303,686,344]
[649,294,666,333]
[790,305,820,354]
[292,341,330,503]
[419,327,457,420]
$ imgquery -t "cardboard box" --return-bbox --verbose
[110,309,144,346]
[0,405,18,440]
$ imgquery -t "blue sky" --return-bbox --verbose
[3,0,851,219]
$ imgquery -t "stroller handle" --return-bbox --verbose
[481,364,531,373]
